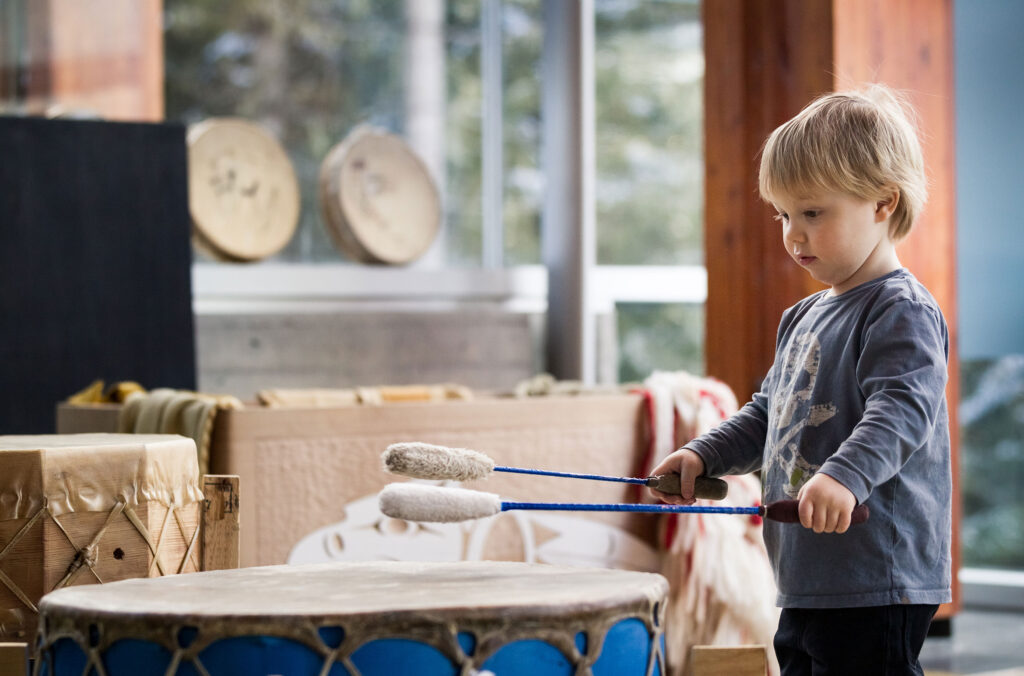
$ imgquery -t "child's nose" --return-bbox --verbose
[784,221,807,243]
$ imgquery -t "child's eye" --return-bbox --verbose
[773,212,788,222]
[803,210,820,219]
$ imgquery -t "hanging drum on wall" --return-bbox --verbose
[187,118,300,262]
[319,126,441,265]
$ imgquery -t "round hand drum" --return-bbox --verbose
[35,561,668,676]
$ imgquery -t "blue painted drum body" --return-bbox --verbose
[35,561,668,675]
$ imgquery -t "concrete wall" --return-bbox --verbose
[195,311,544,399]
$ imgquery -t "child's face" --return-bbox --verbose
[771,189,899,295]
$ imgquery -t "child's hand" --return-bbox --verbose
[797,473,857,533]
[647,448,706,505]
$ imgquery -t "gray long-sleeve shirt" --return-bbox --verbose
[687,269,952,608]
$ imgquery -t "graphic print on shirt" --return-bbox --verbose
[766,331,837,498]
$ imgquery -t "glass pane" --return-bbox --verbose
[960,356,1024,569]
[502,0,542,266]
[0,2,26,110]
[445,0,542,267]
[165,0,540,267]
[594,0,703,266]
[165,0,408,263]
[616,302,704,384]
[444,0,483,265]
[0,0,154,119]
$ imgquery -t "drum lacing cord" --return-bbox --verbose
[51,501,126,589]
[160,628,332,676]
[317,649,344,676]
[0,505,48,613]
[0,499,201,620]
[122,500,201,577]
[0,501,117,615]
[163,647,214,676]
[175,506,203,574]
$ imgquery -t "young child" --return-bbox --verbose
[651,85,951,674]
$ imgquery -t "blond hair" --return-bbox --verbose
[758,84,927,241]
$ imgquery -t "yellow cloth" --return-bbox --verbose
[66,379,144,404]
[118,389,242,476]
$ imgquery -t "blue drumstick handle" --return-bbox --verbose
[494,466,647,485]
[499,499,870,525]
[499,501,760,516]
[494,466,729,500]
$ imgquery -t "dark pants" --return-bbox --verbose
[774,604,938,676]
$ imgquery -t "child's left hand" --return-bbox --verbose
[797,473,857,534]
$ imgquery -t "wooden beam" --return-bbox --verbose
[23,0,163,120]
[704,0,833,401]
[201,475,240,571]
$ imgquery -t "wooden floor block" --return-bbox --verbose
[925,670,1024,676]
[0,642,28,676]
[690,645,767,676]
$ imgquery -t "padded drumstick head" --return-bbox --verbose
[382,442,495,481]
[378,483,502,523]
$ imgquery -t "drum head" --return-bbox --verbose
[319,126,441,265]
[39,561,666,620]
[187,118,300,262]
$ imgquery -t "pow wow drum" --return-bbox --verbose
[34,560,668,675]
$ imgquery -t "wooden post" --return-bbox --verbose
[23,0,163,120]
[703,0,834,401]
[201,475,240,571]
[704,0,959,618]
[689,645,767,676]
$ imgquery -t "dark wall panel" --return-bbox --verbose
[0,116,195,433]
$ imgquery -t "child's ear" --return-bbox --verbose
[874,188,900,222]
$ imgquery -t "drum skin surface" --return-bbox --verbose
[35,560,668,675]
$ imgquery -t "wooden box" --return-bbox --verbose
[0,434,202,642]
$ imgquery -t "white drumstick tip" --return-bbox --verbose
[382,442,495,481]
[379,483,502,523]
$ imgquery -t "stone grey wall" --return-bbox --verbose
[194,311,544,400]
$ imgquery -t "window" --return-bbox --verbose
[3,0,708,385]
[960,358,1024,569]
[594,0,702,267]
[165,0,544,267]
[617,302,704,383]
[954,0,1024,591]
[165,0,707,381]
[593,0,704,381]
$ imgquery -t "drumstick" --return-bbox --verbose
[382,442,729,500]
[378,483,870,526]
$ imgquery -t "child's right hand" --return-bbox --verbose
[647,447,706,505]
